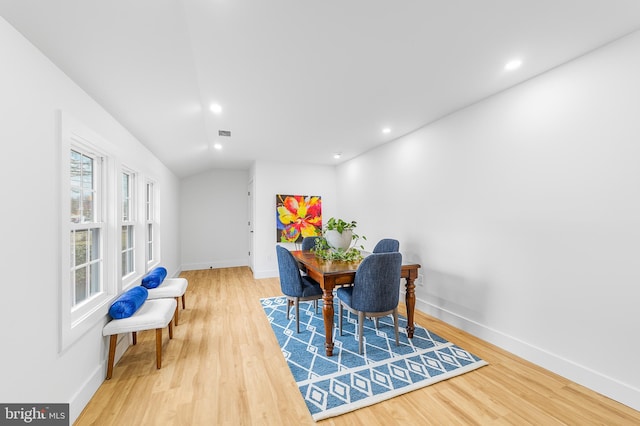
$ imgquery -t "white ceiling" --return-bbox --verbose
[2,1,640,178]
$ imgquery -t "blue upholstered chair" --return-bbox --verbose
[276,245,323,333]
[301,236,320,251]
[336,252,403,354]
[372,238,400,253]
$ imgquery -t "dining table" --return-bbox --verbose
[290,250,421,356]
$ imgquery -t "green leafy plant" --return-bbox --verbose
[325,217,357,233]
[313,217,366,262]
[325,217,365,242]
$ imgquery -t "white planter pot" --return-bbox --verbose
[325,229,353,250]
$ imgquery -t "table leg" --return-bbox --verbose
[322,289,334,356]
[405,276,416,338]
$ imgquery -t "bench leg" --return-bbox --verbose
[155,328,162,369]
[106,334,117,379]
[174,297,180,326]
[155,319,175,370]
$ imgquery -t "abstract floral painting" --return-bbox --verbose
[276,194,322,243]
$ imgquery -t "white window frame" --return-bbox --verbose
[60,112,117,352]
[121,169,136,281]
[145,180,159,269]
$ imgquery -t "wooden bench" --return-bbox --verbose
[102,298,177,379]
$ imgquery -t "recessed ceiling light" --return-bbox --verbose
[504,59,522,71]
[210,103,222,114]
[333,153,342,159]
[382,127,391,134]
[213,143,223,150]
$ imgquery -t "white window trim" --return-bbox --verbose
[145,179,160,271]
[59,111,117,353]
[121,168,137,284]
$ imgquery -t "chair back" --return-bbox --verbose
[276,245,305,297]
[351,252,402,312]
[301,236,320,251]
[372,238,400,253]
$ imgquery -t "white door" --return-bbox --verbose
[247,180,254,272]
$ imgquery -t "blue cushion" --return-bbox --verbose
[301,276,323,297]
[276,245,323,300]
[336,286,353,306]
[301,237,320,251]
[372,238,400,253]
[141,267,167,289]
[352,252,402,312]
[108,286,148,319]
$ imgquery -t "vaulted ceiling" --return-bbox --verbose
[2,1,640,177]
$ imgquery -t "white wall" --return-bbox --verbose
[251,161,338,278]
[336,31,640,409]
[180,168,250,270]
[0,17,181,422]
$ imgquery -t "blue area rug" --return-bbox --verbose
[261,296,487,421]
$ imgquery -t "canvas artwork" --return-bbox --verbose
[276,194,322,243]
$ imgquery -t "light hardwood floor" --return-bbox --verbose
[75,267,640,425]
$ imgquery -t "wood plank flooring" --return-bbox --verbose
[75,267,640,425]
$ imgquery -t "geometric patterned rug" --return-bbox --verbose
[261,296,488,421]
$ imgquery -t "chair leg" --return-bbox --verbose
[358,311,365,354]
[106,334,117,379]
[339,303,343,336]
[168,318,174,339]
[181,293,186,309]
[375,318,379,329]
[132,331,137,345]
[295,298,300,333]
[156,328,162,369]
[314,299,318,314]
[393,308,399,346]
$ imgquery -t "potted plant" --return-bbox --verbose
[313,217,366,262]
[324,217,357,250]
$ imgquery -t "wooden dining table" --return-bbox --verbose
[290,250,421,356]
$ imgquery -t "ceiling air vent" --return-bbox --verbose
[218,130,231,137]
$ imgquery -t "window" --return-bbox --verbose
[121,171,135,277]
[70,149,104,306]
[145,181,156,265]
[60,112,160,351]
[60,111,116,351]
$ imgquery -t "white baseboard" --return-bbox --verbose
[181,259,248,271]
[68,362,104,424]
[253,268,278,279]
[410,294,640,411]
[69,334,131,423]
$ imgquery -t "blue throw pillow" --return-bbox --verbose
[108,286,148,319]
[141,267,168,289]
